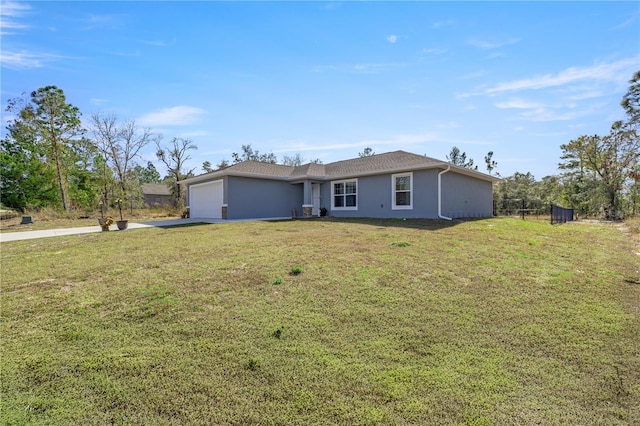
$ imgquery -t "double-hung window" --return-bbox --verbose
[332,179,357,210]
[392,172,412,210]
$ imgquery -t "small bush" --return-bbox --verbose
[289,266,303,276]
[272,327,283,339]
[272,278,283,285]
[390,241,411,247]
[246,358,260,371]
[626,217,640,235]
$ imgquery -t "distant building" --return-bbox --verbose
[141,183,172,208]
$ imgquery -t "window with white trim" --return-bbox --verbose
[392,172,413,210]
[332,179,357,210]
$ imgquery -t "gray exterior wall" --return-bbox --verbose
[226,176,303,219]
[322,170,440,219]
[186,169,493,220]
[322,169,493,219]
[440,171,493,218]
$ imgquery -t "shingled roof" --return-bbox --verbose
[141,183,171,195]
[291,162,326,177]
[218,161,294,177]
[324,151,441,177]
[179,150,499,185]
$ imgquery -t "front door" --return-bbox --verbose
[312,183,320,216]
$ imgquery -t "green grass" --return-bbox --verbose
[1,218,639,425]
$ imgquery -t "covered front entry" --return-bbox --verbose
[312,183,321,216]
[189,180,223,219]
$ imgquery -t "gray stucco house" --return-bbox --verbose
[179,150,500,220]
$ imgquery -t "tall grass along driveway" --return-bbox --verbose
[1,218,639,425]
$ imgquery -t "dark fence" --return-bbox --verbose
[495,199,548,220]
[494,199,576,224]
[550,204,574,224]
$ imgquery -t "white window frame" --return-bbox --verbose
[392,172,413,210]
[331,179,358,211]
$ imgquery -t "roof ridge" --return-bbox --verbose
[179,150,499,185]
[232,160,293,168]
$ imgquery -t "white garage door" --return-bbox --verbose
[189,180,223,219]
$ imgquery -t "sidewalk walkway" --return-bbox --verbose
[0,217,289,243]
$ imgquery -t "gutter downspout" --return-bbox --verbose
[438,165,453,221]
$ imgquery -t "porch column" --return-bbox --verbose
[302,180,313,218]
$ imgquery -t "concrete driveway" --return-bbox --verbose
[0,217,290,242]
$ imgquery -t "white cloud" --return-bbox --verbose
[323,2,341,11]
[467,38,520,49]
[80,13,128,30]
[110,50,141,57]
[0,4,70,69]
[0,51,41,68]
[419,47,452,64]
[0,50,67,69]
[0,1,31,17]
[504,101,606,123]
[458,70,489,80]
[518,107,564,121]
[0,1,31,35]
[431,20,454,29]
[487,52,506,59]
[138,106,207,127]
[421,48,448,56]
[142,38,176,47]
[566,90,603,101]
[612,14,636,30]
[312,62,405,74]
[485,58,637,94]
[277,133,437,153]
[437,122,459,129]
[90,98,108,106]
[494,99,545,109]
[493,95,607,122]
[387,34,398,43]
[519,108,585,122]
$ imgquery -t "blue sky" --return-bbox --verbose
[2,1,639,179]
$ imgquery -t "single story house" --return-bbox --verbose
[179,150,501,220]
[141,183,172,208]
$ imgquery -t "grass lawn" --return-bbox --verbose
[1,218,639,425]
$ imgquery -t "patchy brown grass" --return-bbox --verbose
[623,216,640,252]
[0,208,178,233]
[1,217,639,424]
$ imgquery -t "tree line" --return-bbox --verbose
[447,71,639,219]
[512,71,638,219]
[2,72,639,218]
[1,86,198,212]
